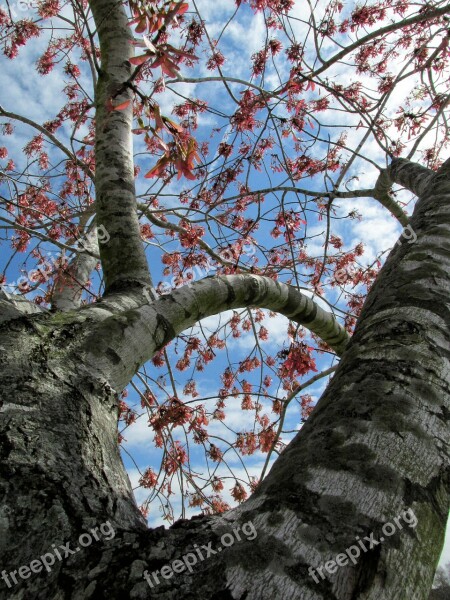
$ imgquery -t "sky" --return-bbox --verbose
[0,0,449,577]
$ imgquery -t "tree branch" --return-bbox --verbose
[388,158,435,196]
[312,4,450,78]
[373,173,410,227]
[89,0,152,293]
[0,105,95,181]
[82,274,350,390]
[376,158,435,208]
[0,288,47,324]
[51,230,99,311]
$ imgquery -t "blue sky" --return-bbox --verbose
[0,0,449,573]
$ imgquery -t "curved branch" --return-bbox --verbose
[388,158,435,197]
[82,274,350,390]
[375,158,435,207]
[373,174,410,227]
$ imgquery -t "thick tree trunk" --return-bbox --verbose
[0,157,448,600]
[0,312,147,599]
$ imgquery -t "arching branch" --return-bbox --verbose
[386,157,435,197]
[82,274,350,391]
[374,158,435,226]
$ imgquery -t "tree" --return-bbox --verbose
[0,0,449,598]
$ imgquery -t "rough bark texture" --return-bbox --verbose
[0,309,147,599]
[0,156,448,599]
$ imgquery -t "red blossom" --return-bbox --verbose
[278,343,317,379]
[206,49,225,70]
[207,444,223,462]
[230,481,247,503]
[139,468,158,488]
[236,432,257,455]
[163,441,188,475]
[23,134,44,157]
[38,0,60,18]
[300,394,314,420]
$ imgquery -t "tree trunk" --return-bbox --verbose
[0,158,448,599]
[0,311,147,599]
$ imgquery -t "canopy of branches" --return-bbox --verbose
[0,0,449,534]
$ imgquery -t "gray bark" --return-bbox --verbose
[79,274,350,392]
[51,230,100,311]
[89,0,152,293]
[0,157,448,599]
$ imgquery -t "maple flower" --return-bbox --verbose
[38,0,60,18]
[207,444,223,462]
[211,477,224,492]
[206,50,225,70]
[278,342,317,379]
[259,427,276,452]
[139,468,158,489]
[236,432,257,455]
[163,441,188,475]
[209,497,230,514]
[23,134,44,157]
[231,481,247,503]
[300,394,314,421]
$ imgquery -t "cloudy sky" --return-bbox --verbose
[1,0,448,574]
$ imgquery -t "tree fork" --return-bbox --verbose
[0,157,448,598]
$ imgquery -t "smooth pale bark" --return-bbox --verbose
[373,173,410,227]
[0,288,46,323]
[79,274,350,391]
[51,230,100,311]
[89,0,152,292]
[0,157,448,599]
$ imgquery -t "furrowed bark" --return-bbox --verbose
[89,0,152,293]
[0,308,147,599]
